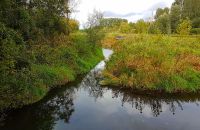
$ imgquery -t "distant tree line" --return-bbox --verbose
[150,0,200,35]
[100,0,200,35]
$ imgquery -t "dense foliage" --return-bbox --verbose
[0,0,103,110]
[150,0,200,34]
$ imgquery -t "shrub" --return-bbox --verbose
[176,18,192,35]
[190,28,200,34]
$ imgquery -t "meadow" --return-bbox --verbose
[102,34,200,93]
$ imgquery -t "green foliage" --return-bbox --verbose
[95,0,200,35]
[155,8,169,19]
[182,0,200,20]
[119,22,131,33]
[33,65,75,86]
[69,19,79,32]
[0,30,103,110]
[85,10,105,45]
[148,23,161,34]
[100,18,128,28]
[192,17,200,28]
[100,18,129,32]
[135,20,149,34]
[170,5,181,33]
[156,13,171,34]
[0,1,103,110]
[190,28,200,34]
[152,0,200,34]
[103,35,200,93]
[86,28,105,45]
[176,18,192,35]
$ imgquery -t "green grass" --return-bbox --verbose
[0,32,103,110]
[33,65,75,86]
[102,34,200,93]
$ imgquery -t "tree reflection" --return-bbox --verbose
[31,87,76,130]
[79,63,200,117]
[81,69,105,101]
[1,86,76,130]
[110,88,200,117]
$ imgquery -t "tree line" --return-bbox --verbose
[99,0,200,35]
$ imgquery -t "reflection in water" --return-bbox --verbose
[110,88,200,117]
[1,86,76,130]
[81,66,200,117]
[81,49,113,101]
[33,87,75,129]
[1,49,200,130]
[81,65,105,101]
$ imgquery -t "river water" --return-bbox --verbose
[1,49,200,130]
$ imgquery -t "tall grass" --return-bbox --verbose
[102,34,200,93]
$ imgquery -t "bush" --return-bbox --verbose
[176,18,192,35]
[190,28,200,34]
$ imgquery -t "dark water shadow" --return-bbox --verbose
[0,77,84,130]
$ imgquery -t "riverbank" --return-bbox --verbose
[101,34,200,93]
[1,48,200,130]
[0,32,103,111]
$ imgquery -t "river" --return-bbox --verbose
[1,49,200,130]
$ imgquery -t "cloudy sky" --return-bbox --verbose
[73,0,175,26]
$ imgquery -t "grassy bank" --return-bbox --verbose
[102,34,200,93]
[0,32,103,110]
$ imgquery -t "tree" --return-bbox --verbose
[119,22,131,33]
[85,9,103,29]
[135,19,149,34]
[148,22,161,34]
[170,0,200,33]
[183,0,200,20]
[172,0,183,6]
[170,5,181,33]
[192,17,200,28]
[176,18,192,35]
[155,8,169,19]
[100,18,128,27]
[100,18,128,32]
[85,9,105,45]
[156,13,171,34]
[69,19,79,32]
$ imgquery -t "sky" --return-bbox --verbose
[72,0,175,27]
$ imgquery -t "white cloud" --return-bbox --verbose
[103,11,140,18]
[72,0,175,27]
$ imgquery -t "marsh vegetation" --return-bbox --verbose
[102,35,200,92]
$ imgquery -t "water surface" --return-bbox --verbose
[1,49,200,130]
